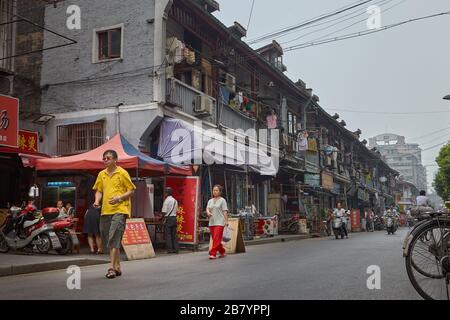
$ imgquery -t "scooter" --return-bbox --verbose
[385,216,398,235]
[41,207,79,255]
[332,216,345,239]
[0,204,62,254]
[279,213,300,234]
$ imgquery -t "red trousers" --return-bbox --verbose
[209,225,225,257]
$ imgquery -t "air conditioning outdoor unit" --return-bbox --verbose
[225,73,236,92]
[194,95,214,115]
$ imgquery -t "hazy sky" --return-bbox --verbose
[215,0,450,190]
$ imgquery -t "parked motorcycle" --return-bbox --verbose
[374,216,384,231]
[0,204,62,254]
[279,213,300,234]
[41,207,78,255]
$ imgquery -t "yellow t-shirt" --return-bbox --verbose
[93,166,136,216]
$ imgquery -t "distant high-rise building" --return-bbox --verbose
[369,133,427,191]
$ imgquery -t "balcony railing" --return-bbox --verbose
[166,77,217,124]
[218,102,256,132]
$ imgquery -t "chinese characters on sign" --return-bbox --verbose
[18,130,39,153]
[121,221,151,245]
[166,176,200,245]
[0,95,19,148]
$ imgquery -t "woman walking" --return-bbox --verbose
[207,185,228,260]
[83,206,103,254]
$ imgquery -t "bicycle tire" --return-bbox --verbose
[405,220,450,300]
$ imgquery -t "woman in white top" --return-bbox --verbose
[207,185,229,260]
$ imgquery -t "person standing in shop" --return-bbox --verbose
[162,187,179,254]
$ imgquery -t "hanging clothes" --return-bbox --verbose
[267,114,278,129]
[297,131,308,151]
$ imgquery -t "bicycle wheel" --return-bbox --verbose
[405,219,450,300]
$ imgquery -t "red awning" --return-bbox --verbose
[35,134,191,176]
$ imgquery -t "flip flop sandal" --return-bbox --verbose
[105,268,116,279]
[115,269,122,276]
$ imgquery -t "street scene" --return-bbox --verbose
[0,0,450,303]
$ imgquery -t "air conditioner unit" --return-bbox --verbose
[225,73,236,92]
[194,95,214,115]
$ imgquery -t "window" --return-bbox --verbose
[287,111,297,135]
[57,122,104,155]
[93,24,123,63]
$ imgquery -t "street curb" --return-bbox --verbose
[0,259,109,277]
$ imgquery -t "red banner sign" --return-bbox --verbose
[0,95,19,148]
[18,130,39,153]
[350,209,361,231]
[165,176,200,245]
[122,220,151,245]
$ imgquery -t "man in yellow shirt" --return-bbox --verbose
[93,150,136,279]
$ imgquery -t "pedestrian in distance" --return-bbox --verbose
[207,185,229,260]
[83,206,103,254]
[65,202,75,217]
[93,150,136,279]
[162,187,179,254]
[56,200,67,216]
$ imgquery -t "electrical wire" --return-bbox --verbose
[247,0,374,44]
[410,126,450,141]
[246,0,256,36]
[325,108,450,115]
[284,0,406,47]
[281,0,399,45]
[284,11,450,51]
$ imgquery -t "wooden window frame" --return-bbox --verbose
[93,24,124,63]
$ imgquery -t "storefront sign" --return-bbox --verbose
[321,172,333,190]
[0,95,19,148]
[121,218,155,260]
[332,182,341,195]
[165,176,200,245]
[18,130,38,153]
[350,209,361,231]
[122,220,151,245]
[47,181,75,187]
[304,173,320,187]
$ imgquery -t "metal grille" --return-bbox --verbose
[57,122,104,156]
[0,0,14,72]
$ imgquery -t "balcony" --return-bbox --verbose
[218,102,256,132]
[166,77,217,124]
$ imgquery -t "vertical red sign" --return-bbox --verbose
[165,176,200,245]
[0,95,19,148]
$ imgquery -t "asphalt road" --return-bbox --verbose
[0,227,421,300]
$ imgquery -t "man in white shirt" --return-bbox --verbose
[416,190,431,207]
[333,202,348,239]
[162,187,179,254]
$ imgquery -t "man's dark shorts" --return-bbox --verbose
[100,213,126,250]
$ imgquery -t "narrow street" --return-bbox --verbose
[0,228,420,300]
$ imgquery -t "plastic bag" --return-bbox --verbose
[222,225,232,242]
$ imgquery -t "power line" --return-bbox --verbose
[325,107,450,115]
[246,0,256,35]
[247,0,374,44]
[284,11,450,51]
[281,0,396,45]
[410,126,450,141]
[417,132,450,146]
[421,140,449,152]
[284,0,406,47]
